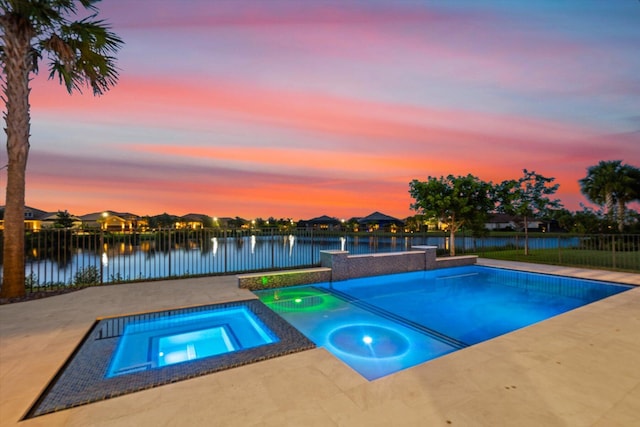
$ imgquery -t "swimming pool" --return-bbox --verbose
[256,266,632,380]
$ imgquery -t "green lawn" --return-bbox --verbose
[474,248,640,273]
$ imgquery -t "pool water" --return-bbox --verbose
[27,300,314,418]
[256,266,632,380]
[107,307,278,377]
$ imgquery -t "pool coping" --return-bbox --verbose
[24,299,315,419]
[2,261,639,426]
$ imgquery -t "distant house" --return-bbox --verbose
[0,205,48,231]
[211,217,232,228]
[221,217,251,229]
[358,211,404,233]
[298,215,342,231]
[39,211,82,229]
[176,213,212,230]
[485,213,543,231]
[79,211,145,231]
[0,206,85,230]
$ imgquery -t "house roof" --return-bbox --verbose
[79,211,140,221]
[0,205,50,220]
[306,215,341,224]
[78,211,139,221]
[487,213,518,224]
[40,211,81,221]
[79,212,109,221]
[358,211,403,224]
[181,213,209,221]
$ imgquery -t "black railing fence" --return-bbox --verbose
[0,229,638,292]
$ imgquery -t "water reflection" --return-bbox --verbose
[211,237,218,257]
[288,234,295,257]
[16,233,584,287]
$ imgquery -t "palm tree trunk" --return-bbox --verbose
[1,15,33,298]
[617,199,625,232]
[606,191,615,224]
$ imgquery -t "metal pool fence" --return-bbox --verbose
[0,229,638,292]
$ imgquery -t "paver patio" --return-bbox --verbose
[1,259,638,426]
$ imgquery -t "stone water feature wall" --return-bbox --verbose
[238,246,477,290]
[320,246,442,281]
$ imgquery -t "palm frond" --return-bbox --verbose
[43,16,122,95]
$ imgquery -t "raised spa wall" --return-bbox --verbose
[237,246,477,290]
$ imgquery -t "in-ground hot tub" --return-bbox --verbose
[26,299,314,419]
[107,305,278,376]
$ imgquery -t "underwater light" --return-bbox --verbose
[329,325,410,358]
[294,298,302,303]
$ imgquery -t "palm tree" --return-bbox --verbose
[579,161,640,232]
[1,0,122,298]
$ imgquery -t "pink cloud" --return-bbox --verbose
[26,72,639,219]
[25,151,413,219]
[19,1,639,220]
[101,1,456,30]
[31,75,606,146]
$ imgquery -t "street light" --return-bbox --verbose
[101,212,109,231]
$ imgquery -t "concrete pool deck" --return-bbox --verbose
[0,259,638,426]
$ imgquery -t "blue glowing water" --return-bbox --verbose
[107,307,278,378]
[257,266,631,380]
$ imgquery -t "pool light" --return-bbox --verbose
[329,325,410,358]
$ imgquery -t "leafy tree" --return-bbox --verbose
[53,209,74,228]
[1,0,122,298]
[496,169,561,255]
[200,215,214,228]
[409,174,494,256]
[579,160,640,232]
[274,217,295,231]
[626,209,640,233]
[404,215,425,233]
[148,213,180,229]
[550,208,574,233]
[227,216,248,229]
[572,205,611,234]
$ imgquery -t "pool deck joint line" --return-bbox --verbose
[1,259,638,426]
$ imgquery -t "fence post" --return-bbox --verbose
[99,229,104,284]
[271,229,275,269]
[310,229,315,264]
[462,230,466,253]
[611,234,616,269]
[224,228,228,274]
[558,235,562,263]
[168,229,172,277]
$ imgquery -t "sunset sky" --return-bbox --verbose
[6,0,640,220]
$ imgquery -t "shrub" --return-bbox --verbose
[74,266,100,286]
